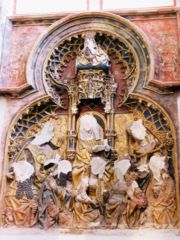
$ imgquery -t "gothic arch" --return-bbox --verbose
[26,12,155,99]
[1,92,179,227]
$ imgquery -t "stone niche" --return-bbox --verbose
[0,12,179,231]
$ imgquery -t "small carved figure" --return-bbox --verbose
[146,154,177,228]
[4,160,38,227]
[38,155,60,229]
[72,114,103,189]
[29,121,60,189]
[104,159,130,228]
[38,157,74,229]
[125,170,148,228]
[76,32,110,70]
[136,164,151,192]
[73,156,107,228]
[73,177,101,228]
[127,119,157,165]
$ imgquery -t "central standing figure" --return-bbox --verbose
[72,113,103,190]
[72,113,105,227]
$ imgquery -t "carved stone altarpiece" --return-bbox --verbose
[1,13,179,230]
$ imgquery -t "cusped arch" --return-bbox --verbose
[1,91,179,227]
[2,93,179,196]
[26,12,155,98]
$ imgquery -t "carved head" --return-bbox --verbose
[44,154,61,172]
[11,160,35,182]
[149,154,166,182]
[30,121,54,146]
[91,156,106,178]
[56,160,72,177]
[114,159,131,181]
[128,119,147,141]
[79,114,102,141]
[83,32,97,56]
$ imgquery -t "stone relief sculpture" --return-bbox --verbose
[2,31,177,230]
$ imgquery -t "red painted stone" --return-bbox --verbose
[1,25,47,88]
[134,18,180,83]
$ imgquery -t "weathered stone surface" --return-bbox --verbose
[0,25,47,90]
[134,18,180,83]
